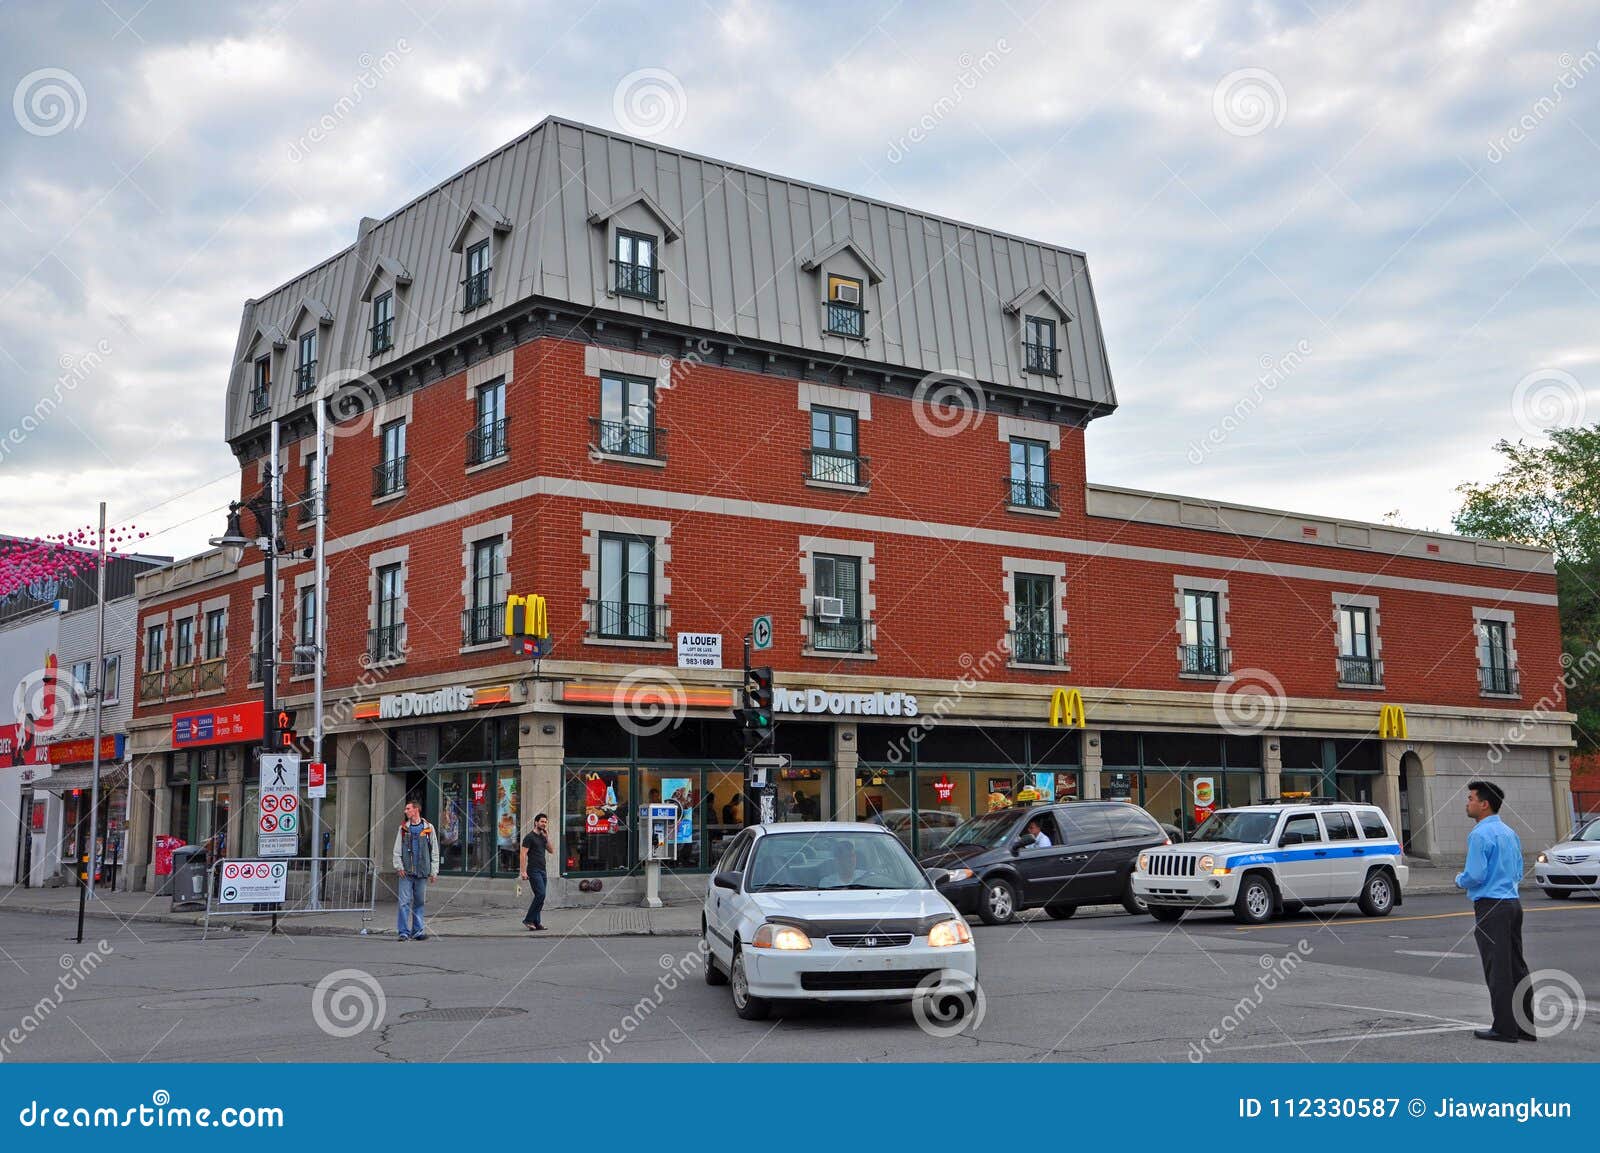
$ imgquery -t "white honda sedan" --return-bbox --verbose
[702,822,978,1020]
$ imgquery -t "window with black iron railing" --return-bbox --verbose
[1023,341,1059,376]
[824,300,866,338]
[807,615,872,654]
[370,316,394,355]
[1009,629,1067,666]
[466,417,509,466]
[249,385,270,416]
[462,602,506,646]
[462,267,492,311]
[1479,664,1519,695]
[1179,644,1231,677]
[373,456,408,497]
[590,418,664,460]
[806,448,867,487]
[1007,476,1060,511]
[197,657,226,693]
[369,622,407,664]
[1338,655,1383,686]
[614,260,657,300]
[295,360,317,395]
[587,599,667,642]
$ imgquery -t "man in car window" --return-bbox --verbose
[1026,818,1053,848]
[820,840,866,887]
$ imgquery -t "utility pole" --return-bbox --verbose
[263,421,279,767]
[76,502,107,944]
[310,393,326,907]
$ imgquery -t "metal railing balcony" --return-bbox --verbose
[462,602,506,646]
[1023,341,1059,376]
[613,260,658,299]
[466,417,509,465]
[373,456,407,497]
[169,662,196,695]
[370,317,394,355]
[824,300,866,338]
[806,448,867,487]
[138,669,165,703]
[590,418,664,460]
[1007,477,1060,511]
[462,267,492,311]
[807,615,873,654]
[294,361,317,395]
[587,599,668,642]
[1009,630,1069,666]
[368,622,407,665]
[248,387,270,416]
[1479,664,1519,695]
[1338,655,1383,686]
[197,657,226,693]
[1179,644,1232,677]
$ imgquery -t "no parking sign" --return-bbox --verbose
[218,860,288,903]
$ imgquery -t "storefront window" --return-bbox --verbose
[638,769,703,870]
[915,771,971,852]
[857,766,912,847]
[563,768,629,872]
[1095,731,1265,836]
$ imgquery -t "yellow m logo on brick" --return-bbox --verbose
[1378,704,1408,740]
[504,594,551,639]
[1049,687,1085,729]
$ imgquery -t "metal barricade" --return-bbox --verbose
[202,856,377,938]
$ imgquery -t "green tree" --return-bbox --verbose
[1454,427,1600,749]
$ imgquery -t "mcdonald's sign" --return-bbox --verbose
[1048,688,1086,729]
[1378,704,1408,740]
[504,594,550,639]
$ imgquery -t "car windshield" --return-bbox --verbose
[1192,810,1279,844]
[943,809,1024,850]
[1575,819,1600,843]
[747,830,929,892]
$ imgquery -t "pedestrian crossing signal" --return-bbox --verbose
[273,707,297,750]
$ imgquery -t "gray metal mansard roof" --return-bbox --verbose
[224,116,1117,440]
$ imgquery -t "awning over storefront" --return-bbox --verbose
[34,764,129,793]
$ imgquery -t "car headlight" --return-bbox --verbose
[927,919,972,947]
[1536,852,1548,864]
[1137,852,1150,872]
[752,923,812,950]
[943,867,974,883]
[1197,854,1215,872]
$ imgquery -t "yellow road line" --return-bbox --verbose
[1231,903,1600,931]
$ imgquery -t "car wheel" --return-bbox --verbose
[1232,875,1275,925]
[1148,905,1184,922]
[1545,888,1571,900]
[977,878,1018,925]
[703,921,728,985]
[729,946,770,1021]
[1121,875,1148,916]
[1357,869,1395,917]
[1045,904,1077,920]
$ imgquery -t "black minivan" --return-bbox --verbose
[919,801,1170,924]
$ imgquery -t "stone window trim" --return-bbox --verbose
[1331,591,1384,688]
[581,511,672,648]
[199,595,229,662]
[1002,557,1069,670]
[461,516,514,654]
[996,415,1060,451]
[290,570,327,681]
[248,582,283,687]
[365,546,410,668]
[466,351,514,399]
[1472,606,1519,696]
[797,382,871,421]
[1174,575,1232,679]
[371,393,414,435]
[798,536,876,660]
[142,610,172,671]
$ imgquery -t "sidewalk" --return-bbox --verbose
[2,862,1475,939]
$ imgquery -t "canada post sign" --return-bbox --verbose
[377,685,475,720]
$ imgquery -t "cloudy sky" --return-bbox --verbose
[1,0,1596,557]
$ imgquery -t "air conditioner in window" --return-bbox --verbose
[814,595,845,623]
[832,282,861,306]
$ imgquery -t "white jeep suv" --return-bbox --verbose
[1132,802,1408,925]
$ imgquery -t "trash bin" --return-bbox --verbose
[170,846,209,910]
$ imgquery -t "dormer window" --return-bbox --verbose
[1023,315,1058,376]
[825,275,865,338]
[249,356,271,415]
[370,291,394,355]
[295,331,318,395]
[462,240,491,311]
[615,231,658,300]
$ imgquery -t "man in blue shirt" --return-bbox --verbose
[1454,780,1535,1043]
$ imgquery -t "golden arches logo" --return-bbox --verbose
[504,594,550,639]
[1378,704,1408,740]
[1048,688,1085,729]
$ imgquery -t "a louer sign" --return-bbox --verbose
[773,688,919,717]
[378,686,475,720]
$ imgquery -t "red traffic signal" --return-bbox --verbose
[271,707,298,750]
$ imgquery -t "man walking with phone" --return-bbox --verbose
[392,800,439,941]
[1455,780,1536,1043]
[520,812,553,931]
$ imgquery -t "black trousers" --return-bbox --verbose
[1472,898,1533,1037]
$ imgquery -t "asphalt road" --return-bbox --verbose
[0,893,1594,1063]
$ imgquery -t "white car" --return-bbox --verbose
[702,822,979,1020]
[1132,802,1408,925]
[1534,817,1600,898]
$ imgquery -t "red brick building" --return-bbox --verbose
[124,118,1574,902]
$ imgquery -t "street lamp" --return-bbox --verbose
[208,502,252,566]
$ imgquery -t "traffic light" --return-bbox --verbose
[272,707,298,750]
[737,666,774,749]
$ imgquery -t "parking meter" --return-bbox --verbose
[640,802,679,908]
